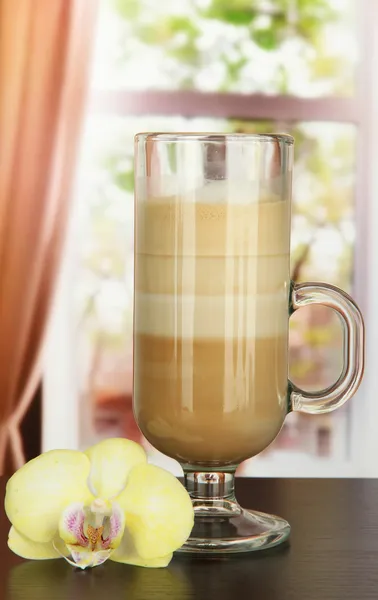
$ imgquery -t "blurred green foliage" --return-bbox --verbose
[109,0,353,94]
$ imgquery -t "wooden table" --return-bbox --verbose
[1,477,378,600]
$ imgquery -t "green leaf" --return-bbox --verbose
[137,16,199,47]
[296,0,337,21]
[112,0,140,20]
[114,170,134,192]
[166,16,199,38]
[221,55,248,89]
[228,120,275,134]
[168,43,199,65]
[201,0,257,25]
[253,28,278,51]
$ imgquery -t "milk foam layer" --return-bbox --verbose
[135,291,288,338]
[135,254,289,295]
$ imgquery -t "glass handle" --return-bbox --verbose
[289,282,365,414]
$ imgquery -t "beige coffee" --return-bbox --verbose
[134,192,290,466]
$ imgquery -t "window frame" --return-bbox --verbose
[90,90,360,123]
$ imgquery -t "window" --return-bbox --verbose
[44,0,373,476]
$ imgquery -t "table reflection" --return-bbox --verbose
[6,559,192,600]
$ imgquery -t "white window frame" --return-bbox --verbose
[43,0,377,476]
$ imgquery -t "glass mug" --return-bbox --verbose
[133,133,364,554]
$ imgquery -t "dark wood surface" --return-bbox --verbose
[2,477,378,600]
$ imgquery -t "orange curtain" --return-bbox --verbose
[0,0,98,473]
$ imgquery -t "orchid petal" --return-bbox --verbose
[5,450,92,543]
[102,502,125,550]
[115,464,194,560]
[111,550,172,568]
[110,526,172,568]
[85,438,147,498]
[58,503,88,547]
[8,527,69,560]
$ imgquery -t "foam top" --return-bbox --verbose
[136,176,287,205]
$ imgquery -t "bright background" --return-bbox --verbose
[43,0,378,477]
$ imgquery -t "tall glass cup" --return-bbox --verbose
[133,133,364,554]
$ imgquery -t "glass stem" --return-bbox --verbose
[184,471,236,501]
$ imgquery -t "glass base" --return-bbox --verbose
[177,471,290,555]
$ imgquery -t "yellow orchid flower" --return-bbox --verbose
[5,438,194,570]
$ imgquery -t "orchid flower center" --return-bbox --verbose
[58,499,125,569]
[85,499,110,550]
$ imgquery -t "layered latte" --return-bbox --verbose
[134,183,290,466]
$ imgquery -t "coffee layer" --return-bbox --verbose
[134,334,287,464]
[136,200,290,256]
